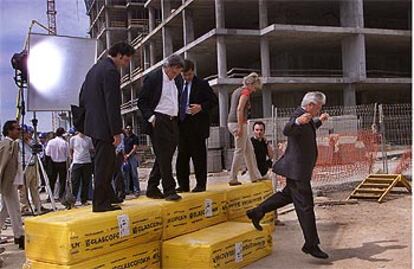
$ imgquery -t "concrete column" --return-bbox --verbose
[183,8,195,45]
[143,46,150,70]
[262,86,272,118]
[148,7,156,32]
[218,86,229,127]
[258,0,268,28]
[105,9,111,49]
[215,0,225,28]
[343,84,357,106]
[161,0,173,57]
[340,0,364,27]
[216,37,227,78]
[260,38,271,77]
[341,34,366,82]
[149,41,156,65]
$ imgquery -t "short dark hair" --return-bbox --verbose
[2,120,18,137]
[253,121,266,131]
[108,42,135,57]
[56,127,65,137]
[183,59,195,72]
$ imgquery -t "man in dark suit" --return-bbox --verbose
[80,42,135,212]
[246,91,330,259]
[175,60,218,193]
[137,54,184,201]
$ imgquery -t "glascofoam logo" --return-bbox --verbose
[112,256,151,269]
[85,232,120,247]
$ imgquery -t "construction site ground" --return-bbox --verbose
[1,170,411,269]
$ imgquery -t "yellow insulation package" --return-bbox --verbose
[157,192,227,240]
[209,180,273,220]
[23,241,161,269]
[162,222,273,269]
[25,201,163,265]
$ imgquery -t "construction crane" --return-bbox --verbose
[47,0,59,130]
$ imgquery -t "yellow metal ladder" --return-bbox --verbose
[347,174,411,203]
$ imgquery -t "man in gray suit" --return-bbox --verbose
[0,121,25,249]
[80,42,135,212]
[247,91,329,259]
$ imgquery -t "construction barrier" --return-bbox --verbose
[162,222,273,269]
[25,202,163,265]
[23,241,160,269]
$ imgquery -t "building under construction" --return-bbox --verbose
[84,0,411,136]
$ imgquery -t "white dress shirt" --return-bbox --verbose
[149,69,179,122]
[45,136,69,162]
[183,80,193,114]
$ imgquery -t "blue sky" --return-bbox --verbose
[0,0,89,131]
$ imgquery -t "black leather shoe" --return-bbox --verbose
[165,193,182,201]
[302,245,329,259]
[14,236,24,250]
[92,205,121,213]
[146,191,165,199]
[191,186,206,193]
[111,197,124,204]
[246,208,264,231]
[176,187,189,193]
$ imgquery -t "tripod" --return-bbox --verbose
[28,117,57,213]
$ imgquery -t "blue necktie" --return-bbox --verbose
[179,82,188,121]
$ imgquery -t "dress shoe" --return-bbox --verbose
[229,181,242,186]
[302,245,329,259]
[146,190,165,199]
[246,208,264,231]
[165,193,182,201]
[14,236,24,250]
[176,187,189,193]
[134,192,141,198]
[191,186,206,193]
[92,205,121,213]
[111,197,124,204]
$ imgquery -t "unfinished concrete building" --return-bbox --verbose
[84,0,411,135]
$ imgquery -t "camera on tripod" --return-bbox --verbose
[31,143,43,155]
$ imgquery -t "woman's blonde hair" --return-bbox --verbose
[242,72,262,90]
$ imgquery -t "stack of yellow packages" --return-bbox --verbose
[162,222,273,269]
[24,201,163,268]
[129,192,227,240]
[209,180,275,226]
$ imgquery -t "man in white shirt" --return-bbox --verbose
[138,54,184,201]
[0,121,25,249]
[70,131,94,205]
[45,128,69,200]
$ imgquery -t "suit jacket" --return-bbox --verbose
[273,107,322,181]
[175,75,218,139]
[0,139,19,193]
[137,68,164,135]
[79,57,123,142]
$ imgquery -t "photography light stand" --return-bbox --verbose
[12,20,59,213]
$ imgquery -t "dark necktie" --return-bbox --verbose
[179,82,188,121]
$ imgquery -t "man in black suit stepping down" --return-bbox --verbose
[246,91,330,259]
[175,60,218,193]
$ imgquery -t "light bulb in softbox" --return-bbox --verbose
[27,41,63,95]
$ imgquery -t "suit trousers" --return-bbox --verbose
[92,139,117,209]
[228,123,262,183]
[258,178,320,247]
[147,114,178,196]
[71,163,92,204]
[49,161,67,199]
[20,163,42,213]
[0,186,24,238]
[176,120,207,191]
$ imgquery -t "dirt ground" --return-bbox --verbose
[247,191,412,269]
[1,171,411,269]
